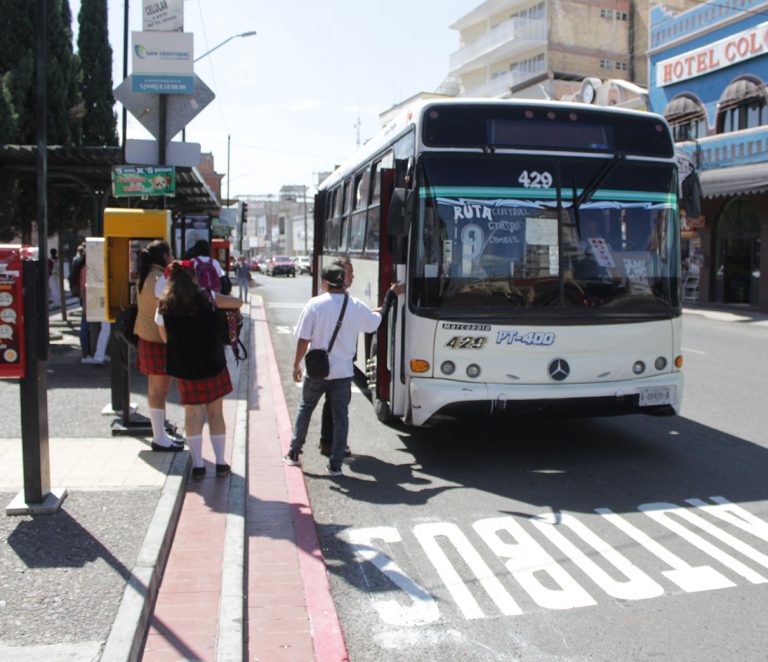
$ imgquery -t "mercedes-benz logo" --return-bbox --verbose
[548,358,570,381]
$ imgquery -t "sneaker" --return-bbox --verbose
[191,466,206,481]
[215,463,231,477]
[327,462,343,477]
[80,356,101,364]
[283,450,301,466]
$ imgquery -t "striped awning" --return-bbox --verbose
[664,95,704,119]
[719,78,767,108]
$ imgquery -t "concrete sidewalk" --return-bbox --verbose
[0,296,348,661]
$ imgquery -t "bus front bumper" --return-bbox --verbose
[408,373,683,426]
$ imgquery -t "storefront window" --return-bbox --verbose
[714,198,761,305]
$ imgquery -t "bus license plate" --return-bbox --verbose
[638,386,674,407]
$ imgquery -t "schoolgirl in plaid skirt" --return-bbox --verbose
[156,257,244,481]
[135,241,181,451]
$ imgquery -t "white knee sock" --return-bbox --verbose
[187,434,204,468]
[149,408,168,445]
[211,434,227,465]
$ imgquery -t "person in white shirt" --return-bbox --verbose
[284,264,397,476]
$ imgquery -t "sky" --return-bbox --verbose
[68,0,479,200]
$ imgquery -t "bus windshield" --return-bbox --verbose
[412,153,680,320]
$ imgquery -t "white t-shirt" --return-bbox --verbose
[295,292,382,379]
[194,255,225,277]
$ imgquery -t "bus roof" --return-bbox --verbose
[319,98,672,191]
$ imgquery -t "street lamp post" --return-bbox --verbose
[182,30,257,142]
[195,31,257,63]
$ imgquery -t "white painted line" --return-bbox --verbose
[682,346,707,355]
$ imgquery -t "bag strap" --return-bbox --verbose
[326,293,348,353]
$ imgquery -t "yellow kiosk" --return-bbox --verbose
[102,208,171,322]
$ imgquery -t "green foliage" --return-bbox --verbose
[0,74,18,141]
[78,0,117,146]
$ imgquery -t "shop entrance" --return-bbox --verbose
[714,198,761,305]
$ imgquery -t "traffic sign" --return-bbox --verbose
[113,75,215,140]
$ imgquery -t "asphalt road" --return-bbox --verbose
[258,273,768,662]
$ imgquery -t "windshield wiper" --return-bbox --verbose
[575,152,625,208]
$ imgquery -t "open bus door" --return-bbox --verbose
[368,167,409,422]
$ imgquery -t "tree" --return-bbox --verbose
[78,0,117,146]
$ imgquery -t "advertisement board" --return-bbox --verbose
[131,31,194,94]
[112,166,176,197]
[0,245,26,378]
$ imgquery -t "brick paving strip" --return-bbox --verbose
[136,297,347,661]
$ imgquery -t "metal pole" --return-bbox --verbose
[303,185,308,254]
[122,0,129,162]
[227,134,231,206]
[158,95,167,165]
[18,0,52,507]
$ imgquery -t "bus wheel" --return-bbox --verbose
[367,337,394,423]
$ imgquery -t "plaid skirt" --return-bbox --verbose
[137,338,166,375]
[177,367,232,405]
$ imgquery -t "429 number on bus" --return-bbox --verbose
[518,170,553,189]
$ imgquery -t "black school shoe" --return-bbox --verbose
[216,464,231,477]
[151,441,185,452]
[191,466,206,481]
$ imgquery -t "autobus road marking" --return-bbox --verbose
[344,496,768,622]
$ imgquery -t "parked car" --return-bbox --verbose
[266,255,296,277]
[249,259,261,272]
[293,255,312,275]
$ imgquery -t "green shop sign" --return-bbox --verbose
[112,166,176,197]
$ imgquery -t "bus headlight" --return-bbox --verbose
[466,364,481,378]
[654,356,667,371]
[632,361,646,375]
[440,361,455,375]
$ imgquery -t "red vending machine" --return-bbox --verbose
[0,245,26,378]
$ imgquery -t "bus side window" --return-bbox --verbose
[365,161,382,254]
[339,179,352,251]
[324,189,336,250]
[349,170,369,252]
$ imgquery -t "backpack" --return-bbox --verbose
[218,308,248,363]
[194,257,221,293]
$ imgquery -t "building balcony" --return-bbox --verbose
[677,125,768,171]
[462,60,547,98]
[449,17,547,75]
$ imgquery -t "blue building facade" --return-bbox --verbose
[649,0,768,310]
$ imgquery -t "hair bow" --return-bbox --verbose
[164,259,194,277]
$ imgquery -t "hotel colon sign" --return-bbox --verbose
[649,1,768,311]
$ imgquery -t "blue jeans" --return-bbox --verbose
[79,304,89,355]
[237,277,249,302]
[290,376,352,467]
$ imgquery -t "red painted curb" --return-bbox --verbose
[256,297,350,662]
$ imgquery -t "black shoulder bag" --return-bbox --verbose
[304,293,348,379]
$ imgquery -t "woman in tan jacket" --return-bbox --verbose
[136,240,183,451]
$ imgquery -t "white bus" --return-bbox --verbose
[314,100,683,426]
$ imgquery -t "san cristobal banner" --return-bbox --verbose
[112,166,176,197]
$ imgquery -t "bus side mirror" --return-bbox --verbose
[388,187,413,237]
